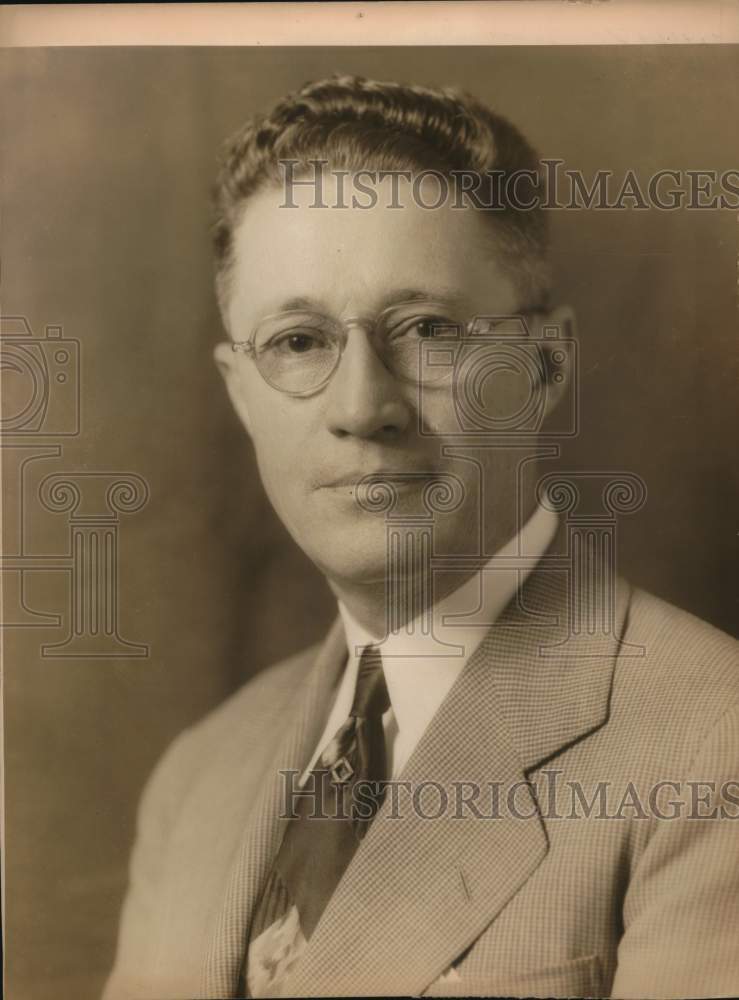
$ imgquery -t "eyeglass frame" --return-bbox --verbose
[230,299,547,397]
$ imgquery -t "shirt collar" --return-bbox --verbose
[338,503,558,768]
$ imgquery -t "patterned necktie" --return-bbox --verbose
[243,645,390,997]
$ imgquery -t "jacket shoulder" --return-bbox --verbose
[140,641,323,826]
[626,585,737,668]
[615,585,739,761]
[187,641,322,751]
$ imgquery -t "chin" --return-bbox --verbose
[311,523,443,594]
[308,538,390,587]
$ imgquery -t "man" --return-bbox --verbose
[104,76,738,999]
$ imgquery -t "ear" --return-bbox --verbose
[532,304,576,420]
[213,341,253,436]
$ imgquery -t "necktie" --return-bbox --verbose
[243,645,390,997]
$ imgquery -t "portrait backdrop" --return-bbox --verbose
[2,45,737,1000]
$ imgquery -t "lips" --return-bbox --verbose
[318,470,440,490]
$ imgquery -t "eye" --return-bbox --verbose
[263,326,332,356]
[281,332,319,354]
[413,317,443,339]
[389,313,455,341]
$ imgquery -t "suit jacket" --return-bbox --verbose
[103,564,739,1000]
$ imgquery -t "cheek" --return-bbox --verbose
[475,369,536,422]
[414,381,458,438]
[246,398,315,501]
[421,363,540,437]
[251,411,296,469]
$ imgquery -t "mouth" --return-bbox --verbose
[317,471,441,491]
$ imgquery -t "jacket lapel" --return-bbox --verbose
[284,559,631,997]
[200,618,347,998]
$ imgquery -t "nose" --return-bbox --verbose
[324,328,411,439]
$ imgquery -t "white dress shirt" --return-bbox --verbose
[304,503,558,779]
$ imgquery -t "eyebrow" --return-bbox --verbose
[378,287,466,310]
[275,296,322,312]
[272,287,467,315]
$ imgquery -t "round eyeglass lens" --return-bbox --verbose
[253,313,342,394]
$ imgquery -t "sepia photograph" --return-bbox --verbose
[2,4,738,999]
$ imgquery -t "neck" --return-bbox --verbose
[327,578,391,640]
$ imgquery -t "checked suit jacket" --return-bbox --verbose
[103,558,739,999]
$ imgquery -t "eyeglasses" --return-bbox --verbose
[231,300,467,396]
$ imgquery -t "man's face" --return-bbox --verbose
[216,176,557,588]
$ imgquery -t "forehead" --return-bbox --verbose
[225,175,519,327]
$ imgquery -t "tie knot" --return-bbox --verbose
[350,645,390,719]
